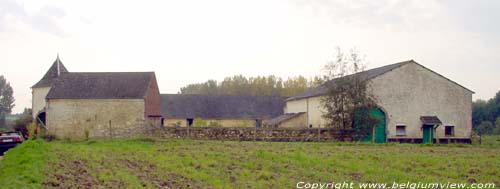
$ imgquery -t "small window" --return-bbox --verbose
[445,126,454,136]
[396,125,406,136]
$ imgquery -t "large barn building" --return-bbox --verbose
[32,56,162,138]
[32,57,473,143]
[281,60,474,143]
[161,94,286,127]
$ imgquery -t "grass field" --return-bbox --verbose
[0,136,499,189]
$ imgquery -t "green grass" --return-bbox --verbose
[0,139,51,188]
[1,137,500,188]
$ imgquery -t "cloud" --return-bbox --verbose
[443,0,500,34]
[0,0,67,37]
[290,0,447,32]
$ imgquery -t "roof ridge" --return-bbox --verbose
[69,71,155,74]
[287,60,413,101]
[161,93,288,98]
[32,55,69,88]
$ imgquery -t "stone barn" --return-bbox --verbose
[161,94,286,127]
[282,60,474,143]
[32,56,162,138]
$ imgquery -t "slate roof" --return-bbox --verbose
[46,72,155,99]
[265,112,305,126]
[420,116,442,125]
[287,60,474,101]
[161,94,286,119]
[32,56,69,88]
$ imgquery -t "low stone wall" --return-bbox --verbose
[154,127,355,142]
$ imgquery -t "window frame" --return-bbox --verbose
[444,125,455,137]
[396,124,406,136]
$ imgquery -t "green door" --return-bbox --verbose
[356,108,386,143]
[372,109,386,143]
[422,125,434,143]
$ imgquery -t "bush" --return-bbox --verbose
[84,130,90,140]
[27,122,38,139]
[173,121,182,127]
[192,118,207,127]
[208,121,222,127]
[14,114,33,137]
[40,132,58,142]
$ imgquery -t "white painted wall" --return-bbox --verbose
[31,87,51,119]
[370,63,472,139]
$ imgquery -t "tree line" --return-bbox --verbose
[0,75,15,130]
[473,91,500,135]
[179,75,324,97]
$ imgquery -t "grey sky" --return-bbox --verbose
[2,0,499,113]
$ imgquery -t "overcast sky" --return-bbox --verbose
[2,0,500,113]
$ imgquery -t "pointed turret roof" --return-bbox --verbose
[32,55,69,88]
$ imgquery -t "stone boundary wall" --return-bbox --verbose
[151,127,355,142]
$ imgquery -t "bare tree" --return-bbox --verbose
[321,48,378,139]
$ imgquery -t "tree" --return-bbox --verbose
[14,108,32,138]
[0,75,15,115]
[320,47,378,136]
[0,112,6,129]
[475,121,494,144]
[472,90,500,128]
[472,99,488,127]
[495,117,500,135]
[178,74,322,97]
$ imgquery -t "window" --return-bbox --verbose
[445,126,454,136]
[396,125,406,136]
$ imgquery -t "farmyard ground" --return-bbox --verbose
[0,137,499,189]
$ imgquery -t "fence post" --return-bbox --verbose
[317,127,321,142]
[109,120,113,139]
[254,126,257,142]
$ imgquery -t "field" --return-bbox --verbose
[0,136,499,189]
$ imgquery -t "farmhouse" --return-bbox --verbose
[32,56,162,138]
[281,60,474,143]
[161,94,286,127]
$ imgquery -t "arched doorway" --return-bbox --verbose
[354,108,386,143]
[36,111,46,126]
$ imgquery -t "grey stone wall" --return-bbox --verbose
[153,127,355,142]
[46,99,148,138]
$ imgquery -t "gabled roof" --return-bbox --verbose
[420,116,442,125]
[46,72,155,99]
[32,55,69,88]
[265,112,305,126]
[161,94,286,119]
[287,60,474,101]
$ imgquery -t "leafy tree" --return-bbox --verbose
[0,112,6,129]
[179,74,323,97]
[472,90,500,128]
[495,117,500,135]
[0,75,15,115]
[475,121,494,144]
[14,108,32,137]
[472,99,488,127]
[320,47,377,134]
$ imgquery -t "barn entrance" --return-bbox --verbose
[355,108,386,143]
[422,125,434,143]
[420,116,442,144]
[187,118,194,127]
[36,111,46,126]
